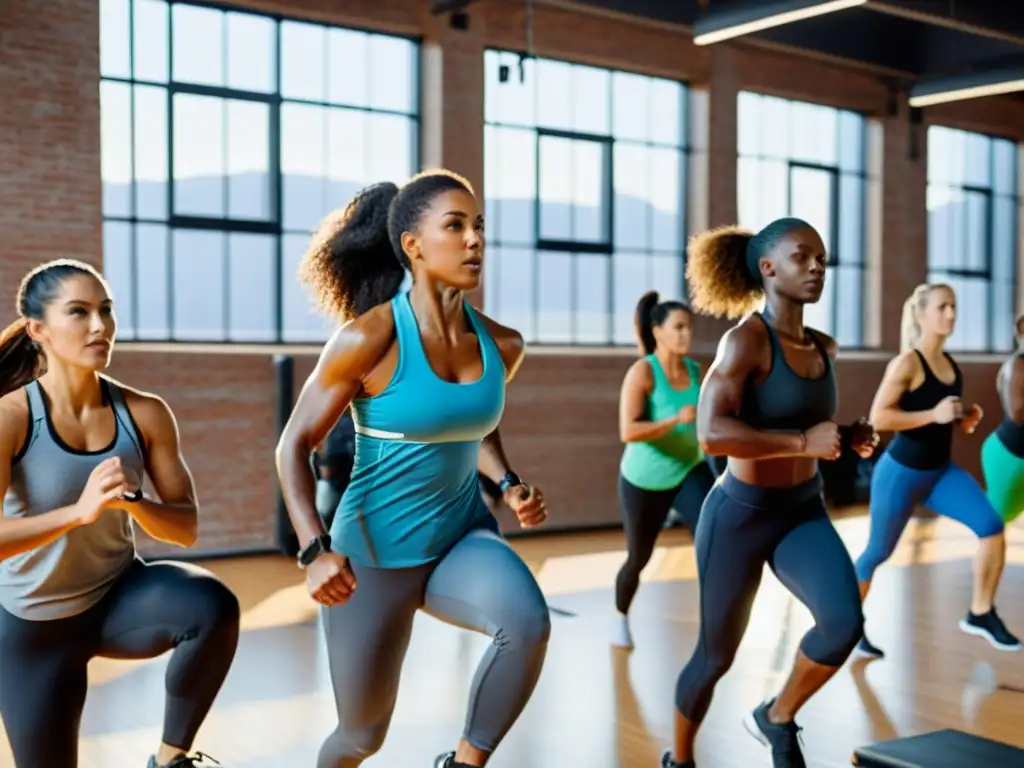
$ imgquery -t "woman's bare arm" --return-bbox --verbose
[619,360,681,443]
[697,323,805,459]
[275,308,394,546]
[475,313,526,484]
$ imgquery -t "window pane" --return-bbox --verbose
[328,29,369,107]
[536,251,572,343]
[492,247,536,342]
[760,96,789,159]
[493,127,535,246]
[650,253,684,303]
[612,72,650,142]
[281,233,335,342]
[650,148,681,252]
[789,166,833,251]
[573,254,609,343]
[172,94,225,217]
[834,264,863,347]
[369,35,416,113]
[133,85,168,220]
[614,143,649,250]
[172,229,225,341]
[327,109,368,214]
[737,92,760,156]
[536,60,572,131]
[227,100,271,220]
[838,175,863,265]
[754,159,788,231]
[490,53,536,126]
[171,4,224,87]
[135,223,169,339]
[649,79,683,146]
[538,136,572,241]
[958,277,989,351]
[804,275,833,338]
[612,252,649,345]
[964,190,988,273]
[993,139,1018,197]
[993,196,1017,285]
[572,65,610,134]
[227,12,276,93]
[963,131,991,188]
[281,21,326,102]
[101,0,131,79]
[228,233,276,341]
[103,221,134,337]
[736,156,762,232]
[100,81,132,217]
[993,278,1015,352]
[133,0,169,83]
[367,113,415,186]
[837,111,864,173]
[281,103,326,232]
[927,126,955,185]
[570,141,607,243]
[927,185,954,272]
[790,102,837,166]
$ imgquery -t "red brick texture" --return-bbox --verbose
[2,0,1022,554]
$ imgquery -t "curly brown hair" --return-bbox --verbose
[298,170,473,323]
[685,225,762,319]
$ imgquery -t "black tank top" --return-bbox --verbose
[886,350,961,470]
[738,314,837,432]
[996,354,1024,457]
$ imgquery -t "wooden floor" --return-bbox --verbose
[3,509,1024,767]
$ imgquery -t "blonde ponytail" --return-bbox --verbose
[900,282,953,352]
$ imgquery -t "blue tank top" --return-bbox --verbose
[331,292,505,568]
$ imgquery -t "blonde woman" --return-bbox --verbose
[854,283,1019,659]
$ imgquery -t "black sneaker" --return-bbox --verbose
[959,609,1022,651]
[434,753,455,768]
[660,748,696,767]
[853,632,885,659]
[146,754,220,768]
[743,700,806,768]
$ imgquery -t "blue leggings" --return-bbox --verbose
[855,452,1005,582]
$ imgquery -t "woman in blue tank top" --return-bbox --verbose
[0,260,239,768]
[854,283,1019,658]
[275,170,551,768]
[661,218,879,768]
[611,290,714,649]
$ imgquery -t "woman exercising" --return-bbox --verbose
[0,259,240,768]
[855,283,1020,658]
[275,170,551,768]
[663,218,877,768]
[980,313,1024,528]
[612,291,714,649]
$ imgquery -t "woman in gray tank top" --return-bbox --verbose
[0,260,240,768]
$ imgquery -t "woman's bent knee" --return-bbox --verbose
[806,604,864,666]
[190,576,241,635]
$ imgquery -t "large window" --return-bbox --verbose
[99,0,419,342]
[483,50,691,346]
[737,92,868,347]
[927,126,1019,352]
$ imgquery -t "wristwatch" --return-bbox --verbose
[497,471,522,495]
[297,533,332,568]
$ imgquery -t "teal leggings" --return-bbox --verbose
[982,432,1024,524]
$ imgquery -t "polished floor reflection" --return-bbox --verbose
[1,511,1023,767]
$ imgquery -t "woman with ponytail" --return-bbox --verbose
[611,291,713,649]
[276,170,551,768]
[661,218,878,768]
[0,259,239,768]
[854,283,1018,659]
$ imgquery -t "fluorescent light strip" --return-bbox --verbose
[909,79,1024,107]
[693,0,869,46]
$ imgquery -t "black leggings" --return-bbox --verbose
[0,559,241,768]
[675,472,863,724]
[615,462,715,614]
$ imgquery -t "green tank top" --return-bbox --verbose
[619,355,704,491]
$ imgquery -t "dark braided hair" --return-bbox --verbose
[685,217,814,319]
[634,291,692,356]
[299,169,474,323]
[0,259,107,398]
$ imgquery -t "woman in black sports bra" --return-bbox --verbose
[659,218,878,768]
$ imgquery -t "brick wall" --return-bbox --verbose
[2,0,1022,555]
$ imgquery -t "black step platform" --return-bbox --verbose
[852,729,1024,767]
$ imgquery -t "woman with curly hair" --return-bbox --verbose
[275,170,551,768]
[660,218,878,768]
[611,290,713,649]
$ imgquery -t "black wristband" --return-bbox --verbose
[497,471,522,495]
[297,533,332,568]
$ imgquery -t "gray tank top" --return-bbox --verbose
[0,378,145,621]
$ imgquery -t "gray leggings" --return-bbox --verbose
[318,526,551,768]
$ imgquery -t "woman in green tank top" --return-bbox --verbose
[612,291,716,649]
